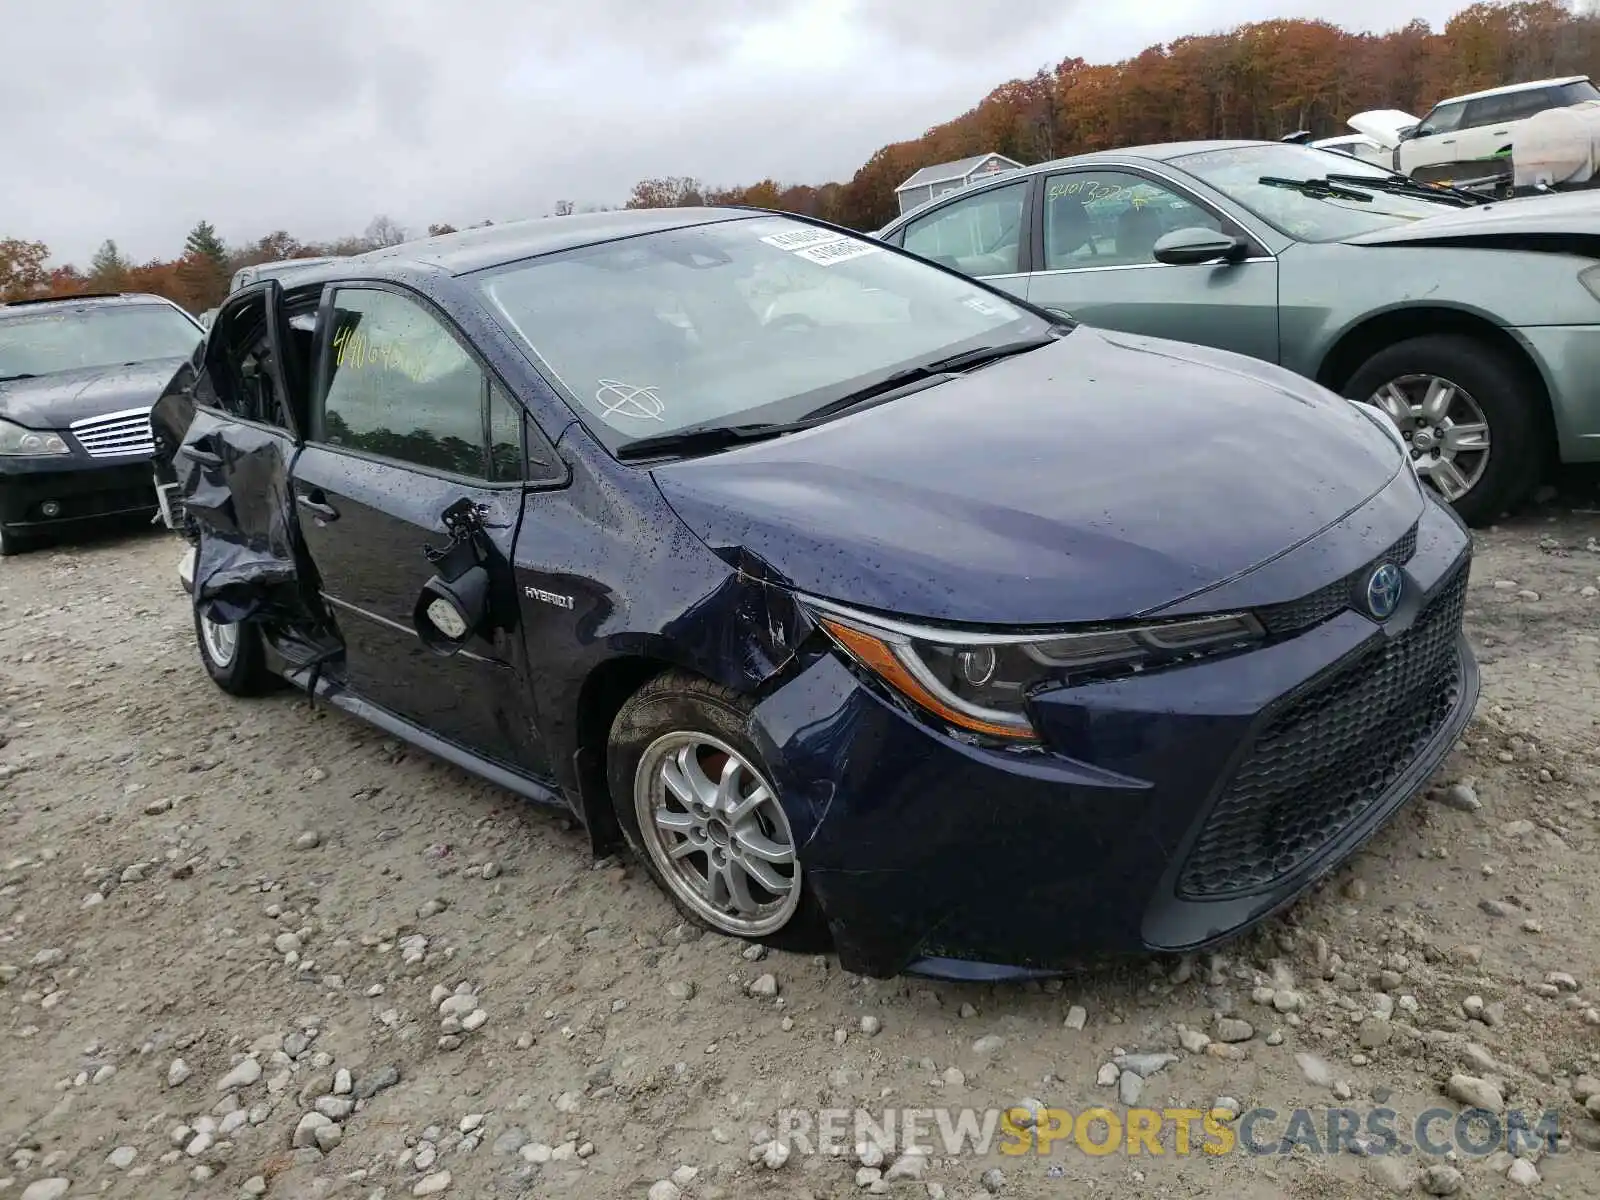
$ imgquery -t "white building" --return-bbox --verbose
[893,153,1024,215]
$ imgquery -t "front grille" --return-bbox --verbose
[1257,523,1418,636]
[1177,560,1468,900]
[69,407,154,459]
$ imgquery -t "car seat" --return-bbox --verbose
[1046,193,1093,264]
[1115,205,1165,262]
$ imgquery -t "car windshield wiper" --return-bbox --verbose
[799,334,1061,423]
[615,420,814,461]
[0,373,38,382]
[1323,173,1484,207]
[1258,175,1374,202]
[614,335,1060,461]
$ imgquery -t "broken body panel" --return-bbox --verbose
[149,271,817,844]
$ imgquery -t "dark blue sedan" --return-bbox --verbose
[151,208,1477,981]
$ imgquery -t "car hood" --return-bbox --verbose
[1344,186,1600,246]
[1346,108,1420,150]
[653,327,1404,626]
[0,357,189,428]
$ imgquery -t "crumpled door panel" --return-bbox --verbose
[179,420,303,623]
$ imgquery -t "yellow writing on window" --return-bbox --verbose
[332,323,433,383]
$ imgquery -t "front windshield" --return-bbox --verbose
[0,303,202,380]
[1171,143,1460,242]
[473,215,1055,451]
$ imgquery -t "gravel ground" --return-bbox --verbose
[3,492,1600,1200]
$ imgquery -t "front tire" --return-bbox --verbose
[1343,334,1543,527]
[194,597,272,695]
[607,671,828,951]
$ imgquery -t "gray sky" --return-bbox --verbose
[3,0,1470,265]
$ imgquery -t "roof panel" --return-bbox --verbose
[897,155,997,190]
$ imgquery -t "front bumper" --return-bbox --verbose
[0,453,157,533]
[752,492,1477,980]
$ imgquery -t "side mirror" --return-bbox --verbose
[413,568,489,656]
[412,497,493,656]
[1152,227,1249,266]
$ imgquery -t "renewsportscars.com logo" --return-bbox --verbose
[774,1104,1562,1160]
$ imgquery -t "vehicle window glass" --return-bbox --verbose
[473,214,1053,453]
[901,182,1027,277]
[488,382,525,482]
[319,288,487,477]
[1464,91,1545,126]
[1043,171,1222,269]
[0,302,200,381]
[1172,143,1464,243]
[1556,80,1600,105]
[1417,102,1466,136]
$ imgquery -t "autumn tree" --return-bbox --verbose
[625,177,705,208]
[0,238,50,300]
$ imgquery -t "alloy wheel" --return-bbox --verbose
[633,731,801,937]
[1367,373,1490,503]
[200,612,239,667]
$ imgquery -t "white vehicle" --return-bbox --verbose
[1307,132,1391,165]
[1365,77,1600,182]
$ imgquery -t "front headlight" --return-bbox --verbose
[811,601,1264,742]
[0,417,69,456]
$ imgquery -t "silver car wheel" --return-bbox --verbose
[200,612,239,668]
[633,731,801,938]
[1367,373,1490,503]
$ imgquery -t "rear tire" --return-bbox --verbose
[607,670,829,952]
[1343,334,1543,527]
[194,597,272,696]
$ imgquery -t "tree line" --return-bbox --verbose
[3,1,1595,312]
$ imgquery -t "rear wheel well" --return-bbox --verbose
[1316,307,1556,450]
[572,656,674,851]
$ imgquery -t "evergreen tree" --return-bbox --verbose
[184,220,228,269]
[88,240,130,290]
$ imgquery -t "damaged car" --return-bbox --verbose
[876,139,1600,525]
[152,210,1477,980]
[1,292,203,554]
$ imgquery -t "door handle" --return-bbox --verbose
[1491,128,1509,135]
[297,492,339,522]
[1440,138,1455,145]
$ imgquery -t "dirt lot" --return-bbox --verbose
[3,490,1600,1200]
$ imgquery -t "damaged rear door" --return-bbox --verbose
[290,282,543,771]
[171,279,322,629]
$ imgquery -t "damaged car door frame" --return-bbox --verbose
[160,272,574,796]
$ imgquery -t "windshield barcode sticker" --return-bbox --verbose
[761,228,846,252]
[962,295,1009,317]
[792,237,881,266]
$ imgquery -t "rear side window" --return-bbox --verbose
[901,181,1027,278]
[1464,89,1556,127]
[1554,80,1600,106]
[318,288,486,477]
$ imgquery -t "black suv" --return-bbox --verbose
[0,293,204,554]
